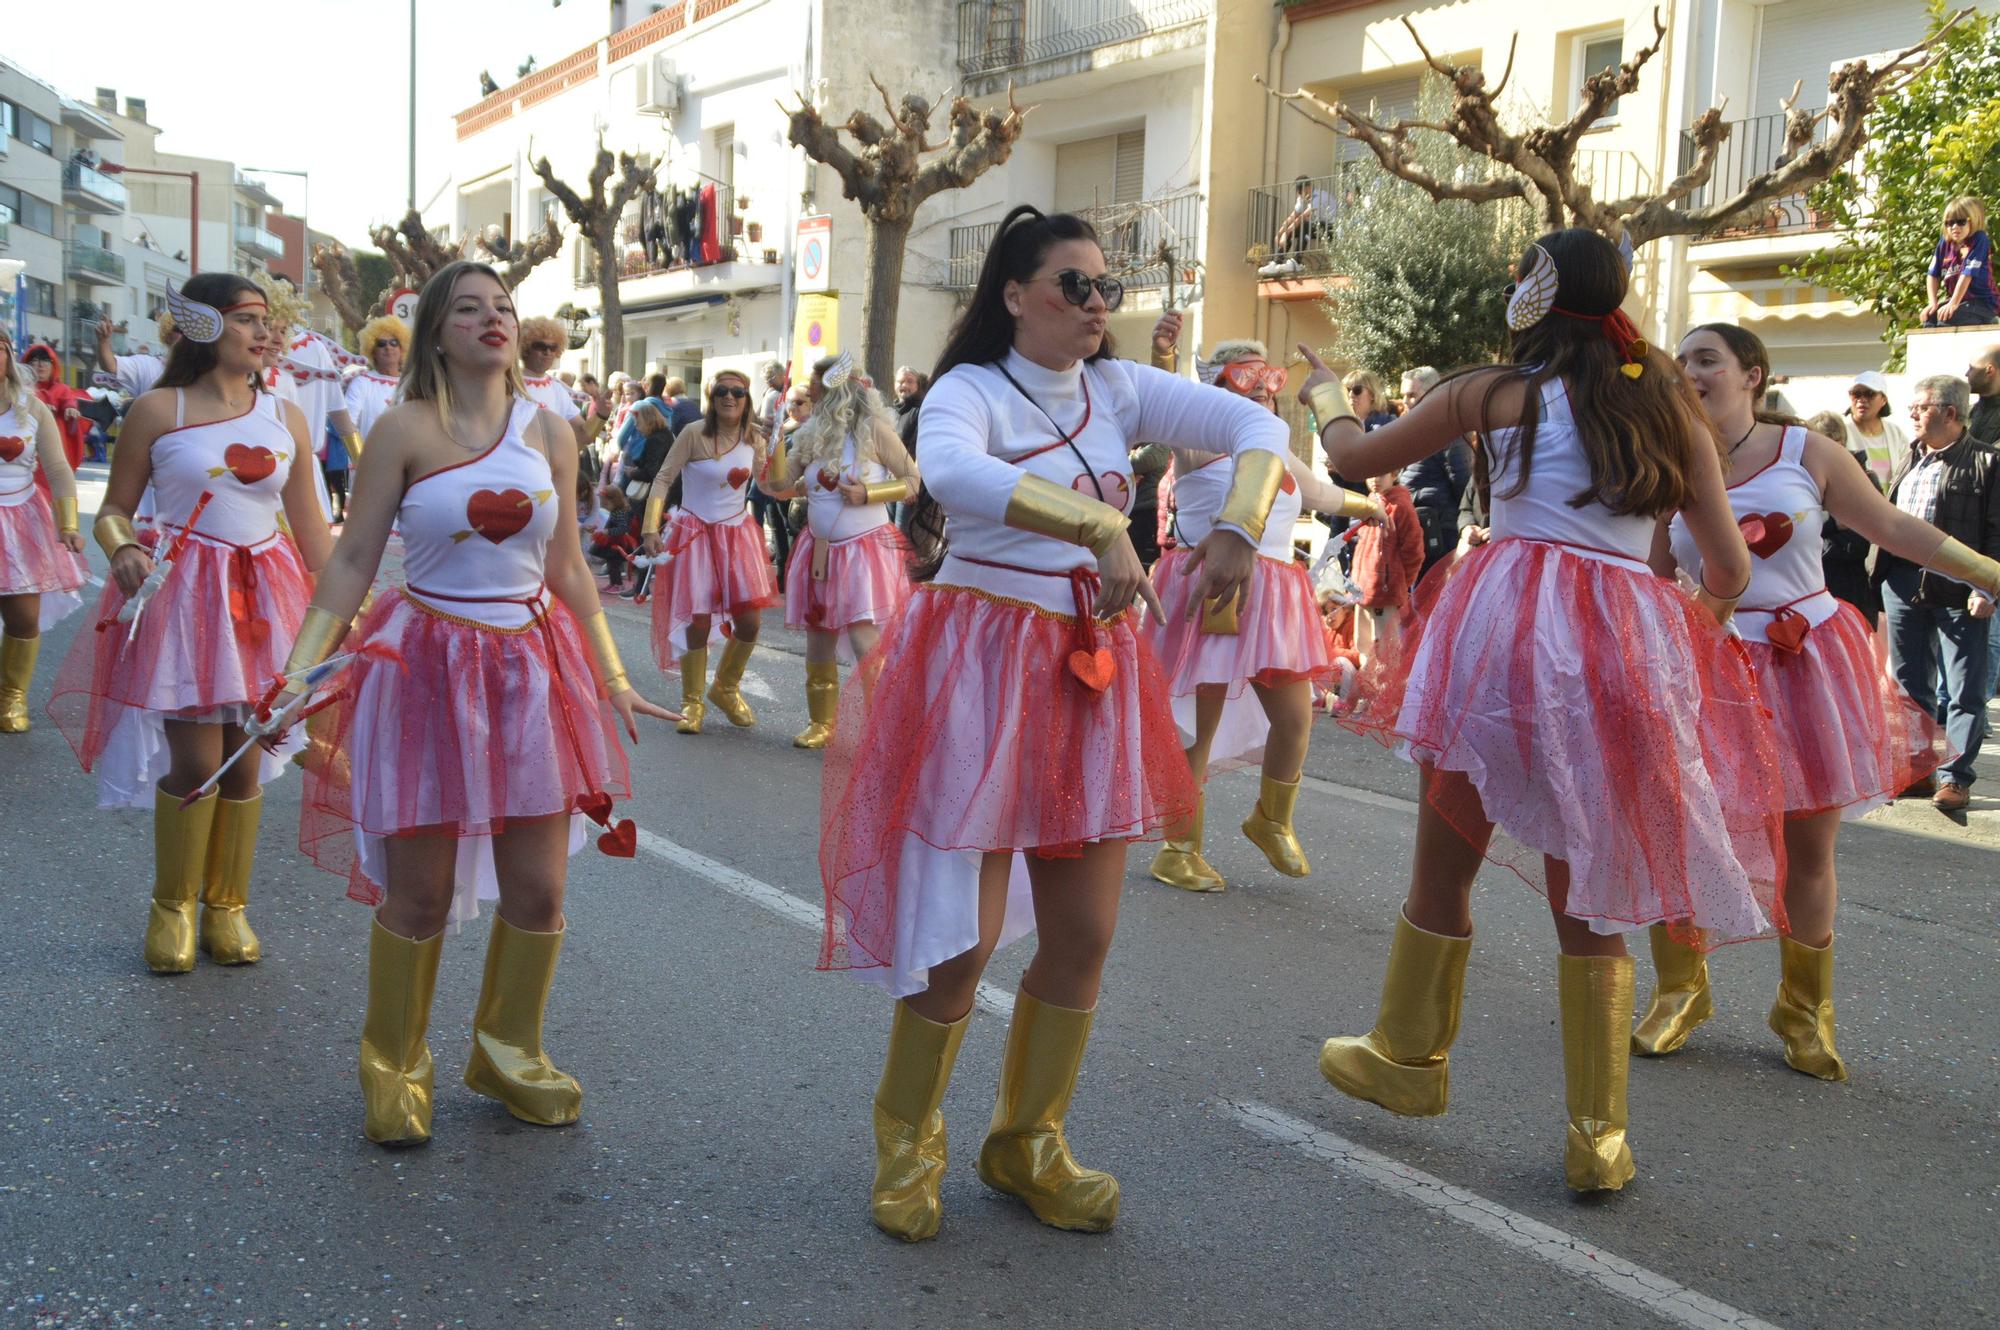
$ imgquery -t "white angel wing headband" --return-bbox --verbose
[1505,243,1560,331]
[821,349,854,390]
[164,281,225,344]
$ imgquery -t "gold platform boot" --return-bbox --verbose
[0,633,39,733]
[1148,791,1225,892]
[1241,773,1310,877]
[1559,953,1637,1193]
[359,919,443,1146]
[794,659,839,749]
[1631,924,1713,1056]
[676,646,707,734]
[871,1001,970,1242]
[976,990,1119,1233]
[1320,910,1471,1116]
[199,793,264,965]
[463,915,583,1126]
[146,788,218,973]
[708,636,758,727]
[1767,936,1848,1082]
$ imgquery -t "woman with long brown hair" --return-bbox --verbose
[269,259,673,1146]
[1307,228,1786,1192]
[0,327,87,733]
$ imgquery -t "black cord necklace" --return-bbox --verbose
[1727,419,1758,456]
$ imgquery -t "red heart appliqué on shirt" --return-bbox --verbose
[1075,471,1132,512]
[466,488,534,543]
[1739,511,1794,560]
[597,818,638,857]
[726,466,751,490]
[0,436,23,464]
[1068,647,1116,692]
[224,444,277,485]
[576,790,614,826]
[816,467,839,492]
[1280,470,1298,496]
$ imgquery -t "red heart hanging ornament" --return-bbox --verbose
[576,790,614,826]
[1738,511,1794,560]
[223,444,278,485]
[597,818,638,857]
[0,436,23,463]
[1764,607,1810,654]
[465,488,534,543]
[1068,647,1116,692]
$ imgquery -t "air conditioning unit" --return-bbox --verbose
[636,56,681,116]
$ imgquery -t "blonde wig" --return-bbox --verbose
[792,353,895,468]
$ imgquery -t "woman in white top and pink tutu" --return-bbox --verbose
[269,260,672,1147]
[765,352,918,749]
[49,273,332,977]
[0,328,87,734]
[821,206,1288,1241]
[1309,229,1787,1193]
[1142,313,1384,892]
[1640,323,1990,1081]
[639,369,780,734]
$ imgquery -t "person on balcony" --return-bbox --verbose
[1921,197,1998,330]
[1258,176,1336,278]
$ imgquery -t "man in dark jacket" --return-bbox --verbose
[1876,375,2000,810]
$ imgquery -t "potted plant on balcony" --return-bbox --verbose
[747,220,764,243]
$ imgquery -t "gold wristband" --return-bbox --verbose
[1151,344,1178,372]
[1336,489,1381,522]
[1927,536,2000,600]
[93,512,139,560]
[1215,449,1286,545]
[1003,472,1130,558]
[765,437,793,489]
[1308,382,1357,430]
[344,430,365,466]
[55,496,79,536]
[863,478,914,505]
[642,486,668,538]
[581,610,631,694]
[280,605,349,680]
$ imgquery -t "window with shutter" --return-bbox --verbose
[1054,135,1119,212]
[1114,130,1145,204]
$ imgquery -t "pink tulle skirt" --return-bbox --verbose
[1342,537,1788,946]
[0,493,87,620]
[299,588,630,918]
[784,523,913,638]
[48,533,312,805]
[1749,602,1944,818]
[648,510,780,666]
[819,583,1196,982]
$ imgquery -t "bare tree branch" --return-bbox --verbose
[309,241,369,336]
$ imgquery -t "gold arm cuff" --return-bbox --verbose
[54,497,79,536]
[1927,536,2000,600]
[344,430,365,466]
[1003,472,1129,558]
[93,512,139,560]
[1215,448,1286,545]
[1151,345,1178,372]
[765,437,794,489]
[641,486,668,537]
[280,606,350,680]
[863,478,915,506]
[581,610,631,694]
[1336,489,1380,522]
[1308,382,1357,431]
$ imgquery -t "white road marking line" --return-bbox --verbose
[634,828,1011,1014]
[1225,1101,1782,1330]
[739,670,777,702]
[634,826,1778,1325]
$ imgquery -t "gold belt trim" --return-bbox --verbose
[918,580,1132,627]
[401,589,549,636]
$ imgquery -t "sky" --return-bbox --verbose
[11,0,573,248]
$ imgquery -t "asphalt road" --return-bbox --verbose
[1,469,1995,1329]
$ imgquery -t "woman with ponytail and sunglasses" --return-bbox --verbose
[1635,323,1981,1082]
[821,206,1289,1242]
[639,369,779,734]
[1306,229,1787,1193]
[1140,325,1384,893]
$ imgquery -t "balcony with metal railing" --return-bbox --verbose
[956,0,1213,89]
[1678,111,1834,239]
[1245,173,1342,272]
[234,222,285,259]
[63,160,129,214]
[948,187,1202,291]
[66,240,127,286]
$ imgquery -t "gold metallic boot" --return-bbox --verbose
[1559,953,1637,1193]
[1631,924,1712,1056]
[1320,910,1471,1115]
[199,793,264,965]
[359,919,443,1146]
[871,1001,971,1242]
[0,633,39,733]
[708,636,758,726]
[1241,773,1310,876]
[146,788,218,973]
[976,990,1119,1233]
[1148,791,1225,892]
[676,647,708,734]
[794,659,840,749]
[1767,936,1848,1082]
[463,915,583,1126]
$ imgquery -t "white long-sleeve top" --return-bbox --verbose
[921,349,1289,613]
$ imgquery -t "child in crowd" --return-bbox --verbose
[1348,468,1423,666]
[589,484,639,591]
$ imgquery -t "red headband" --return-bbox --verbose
[1553,307,1648,379]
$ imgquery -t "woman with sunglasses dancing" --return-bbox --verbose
[640,369,778,733]
[1310,230,1788,1192]
[821,206,1289,1241]
[1142,320,1383,893]
[0,328,87,734]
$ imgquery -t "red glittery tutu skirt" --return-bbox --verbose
[0,491,87,624]
[648,509,780,666]
[783,522,912,644]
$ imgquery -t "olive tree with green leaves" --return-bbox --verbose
[1791,1,2000,365]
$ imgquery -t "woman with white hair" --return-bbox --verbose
[0,327,87,733]
[766,352,919,748]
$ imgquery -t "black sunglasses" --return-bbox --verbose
[526,340,561,354]
[712,385,749,400]
[1032,268,1124,312]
